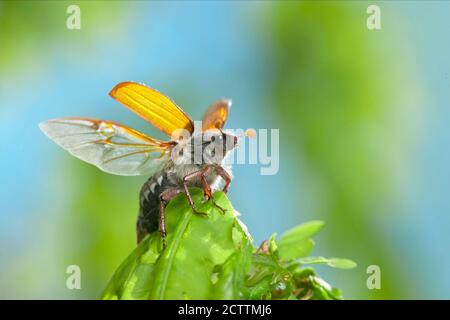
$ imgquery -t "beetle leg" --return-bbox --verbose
[206,165,229,215]
[215,165,232,194]
[199,166,226,214]
[158,188,182,248]
[201,174,212,201]
[182,165,230,216]
[182,166,213,216]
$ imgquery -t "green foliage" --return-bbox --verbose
[265,1,422,298]
[277,220,324,260]
[101,189,355,300]
[0,1,124,74]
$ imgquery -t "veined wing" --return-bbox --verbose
[202,99,231,131]
[109,82,194,138]
[39,118,173,176]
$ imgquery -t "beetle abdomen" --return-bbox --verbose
[136,170,172,242]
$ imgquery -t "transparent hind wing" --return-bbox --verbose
[39,118,173,176]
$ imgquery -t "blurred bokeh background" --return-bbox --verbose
[0,0,449,299]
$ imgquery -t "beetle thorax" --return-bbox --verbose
[170,130,237,166]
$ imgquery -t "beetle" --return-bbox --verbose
[40,81,239,246]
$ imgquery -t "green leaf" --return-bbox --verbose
[290,268,343,300]
[101,188,252,299]
[295,256,357,269]
[209,221,254,299]
[100,232,161,299]
[279,220,325,244]
[327,258,357,269]
[268,233,279,260]
[245,276,273,300]
[277,221,324,260]
[101,192,354,300]
[209,244,253,299]
[310,276,344,300]
[278,239,315,261]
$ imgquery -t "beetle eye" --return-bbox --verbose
[211,136,215,142]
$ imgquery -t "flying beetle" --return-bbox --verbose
[39,81,240,246]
